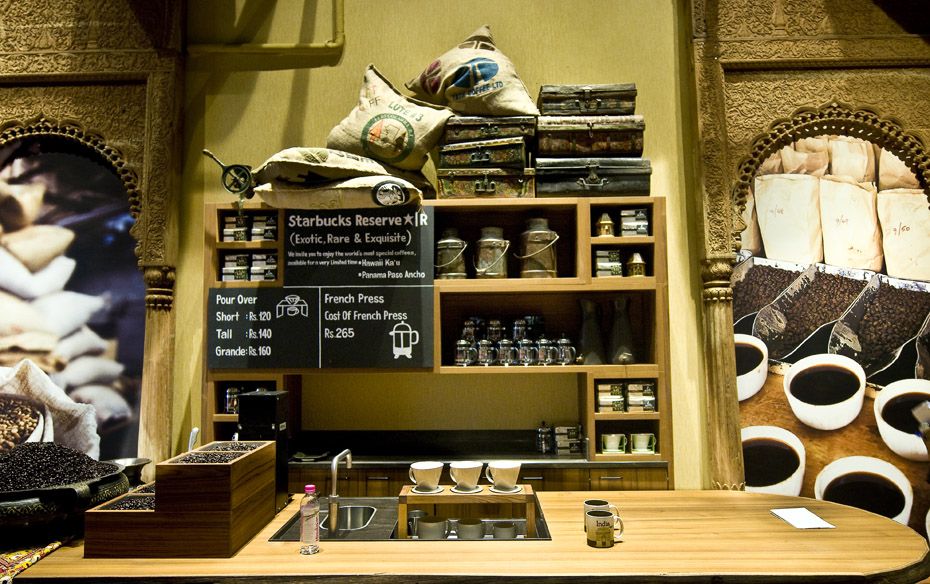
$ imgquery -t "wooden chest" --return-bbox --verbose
[437,168,535,199]
[441,115,536,144]
[537,83,637,116]
[438,137,527,169]
[537,115,644,157]
[535,157,651,196]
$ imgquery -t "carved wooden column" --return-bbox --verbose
[140,266,176,481]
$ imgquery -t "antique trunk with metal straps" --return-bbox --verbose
[537,83,637,116]
[537,115,644,157]
[436,168,535,199]
[535,157,651,196]
[441,115,536,144]
[438,137,527,169]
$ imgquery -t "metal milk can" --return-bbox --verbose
[434,228,468,279]
[474,226,509,279]
[516,217,559,278]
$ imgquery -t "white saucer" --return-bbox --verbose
[601,449,626,454]
[451,485,483,494]
[411,485,443,494]
[489,485,522,494]
[631,449,655,454]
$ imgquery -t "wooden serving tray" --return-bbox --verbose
[396,484,536,539]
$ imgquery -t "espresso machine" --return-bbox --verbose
[238,389,289,512]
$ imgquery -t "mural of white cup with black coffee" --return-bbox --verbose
[734,334,767,401]
[740,425,805,496]
[873,379,930,461]
[815,455,913,525]
[783,354,865,431]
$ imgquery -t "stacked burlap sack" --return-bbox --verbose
[253,25,536,206]
[0,178,131,441]
[742,136,928,280]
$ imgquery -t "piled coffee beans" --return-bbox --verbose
[0,396,40,451]
[105,495,155,511]
[176,452,243,464]
[201,442,260,452]
[135,483,156,494]
[0,442,116,492]
[859,286,930,364]
[769,272,866,358]
[733,265,801,320]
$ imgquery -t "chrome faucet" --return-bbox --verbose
[328,449,352,531]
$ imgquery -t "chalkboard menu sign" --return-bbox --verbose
[208,205,434,369]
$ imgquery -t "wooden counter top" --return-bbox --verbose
[19,490,930,583]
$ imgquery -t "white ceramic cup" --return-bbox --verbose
[456,518,484,540]
[740,425,805,496]
[814,455,913,525]
[873,378,930,461]
[783,353,865,431]
[485,460,521,491]
[601,433,626,453]
[409,461,443,491]
[492,521,517,539]
[449,461,483,491]
[735,333,768,401]
[584,499,620,531]
[417,516,449,540]
[630,433,656,453]
[585,509,623,548]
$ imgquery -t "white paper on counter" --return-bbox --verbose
[770,507,835,529]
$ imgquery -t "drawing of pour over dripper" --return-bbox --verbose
[276,295,309,317]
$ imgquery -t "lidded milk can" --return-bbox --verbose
[516,217,559,278]
[474,226,509,279]
[435,228,468,279]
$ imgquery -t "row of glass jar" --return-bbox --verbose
[454,336,577,367]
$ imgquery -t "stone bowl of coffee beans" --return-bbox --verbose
[0,393,52,451]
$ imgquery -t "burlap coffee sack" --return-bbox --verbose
[256,174,421,210]
[406,25,538,116]
[754,173,823,264]
[327,65,452,171]
[878,188,930,280]
[878,148,921,191]
[1,225,75,272]
[819,175,882,271]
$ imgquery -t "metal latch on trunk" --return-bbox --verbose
[577,163,607,190]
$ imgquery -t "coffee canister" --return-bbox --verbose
[435,228,468,279]
[474,226,509,279]
[516,217,559,278]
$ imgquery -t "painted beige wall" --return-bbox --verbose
[178,0,706,487]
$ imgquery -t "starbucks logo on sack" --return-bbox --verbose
[361,113,415,164]
[371,180,410,207]
[451,57,499,89]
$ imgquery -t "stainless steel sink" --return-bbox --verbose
[320,505,377,531]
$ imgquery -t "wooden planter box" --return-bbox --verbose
[84,441,276,558]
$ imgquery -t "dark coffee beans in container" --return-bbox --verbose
[200,441,261,452]
[175,451,244,464]
[0,442,117,492]
[104,495,156,511]
[789,364,860,405]
[858,285,930,366]
[733,264,802,321]
[822,471,905,519]
[742,437,799,487]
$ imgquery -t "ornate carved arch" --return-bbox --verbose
[731,103,930,248]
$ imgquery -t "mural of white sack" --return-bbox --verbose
[69,384,132,430]
[0,247,75,299]
[878,149,921,191]
[0,224,75,272]
[0,331,58,353]
[780,145,828,176]
[53,355,124,390]
[0,290,55,336]
[877,188,930,281]
[754,174,824,264]
[794,135,831,154]
[739,186,764,256]
[31,290,106,338]
[0,181,44,231]
[829,136,876,183]
[52,326,108,363]
[819,175,882,271]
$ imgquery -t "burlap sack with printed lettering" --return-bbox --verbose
[254,147,395,185]
[878,188,930,280]
[819,175,882,271]
[754,174,823,264]
[256,175,422,210]
[327,65,452,171]
[405,25,538,116]
[830,136,875,183]
[878,148,921,191]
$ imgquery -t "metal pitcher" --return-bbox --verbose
[515,217,558,278]
[474,226,509,279]
[435,228,467,279]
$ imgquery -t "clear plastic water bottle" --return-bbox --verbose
[299,484,320,555]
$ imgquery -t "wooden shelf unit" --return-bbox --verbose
[202,197,672,483]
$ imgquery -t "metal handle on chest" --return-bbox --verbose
[480,124,501,136]
[470,149,491,163]
[577,163,608,189]
[474,172,497,194]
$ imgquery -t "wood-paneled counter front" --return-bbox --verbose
[19,491,930,583]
